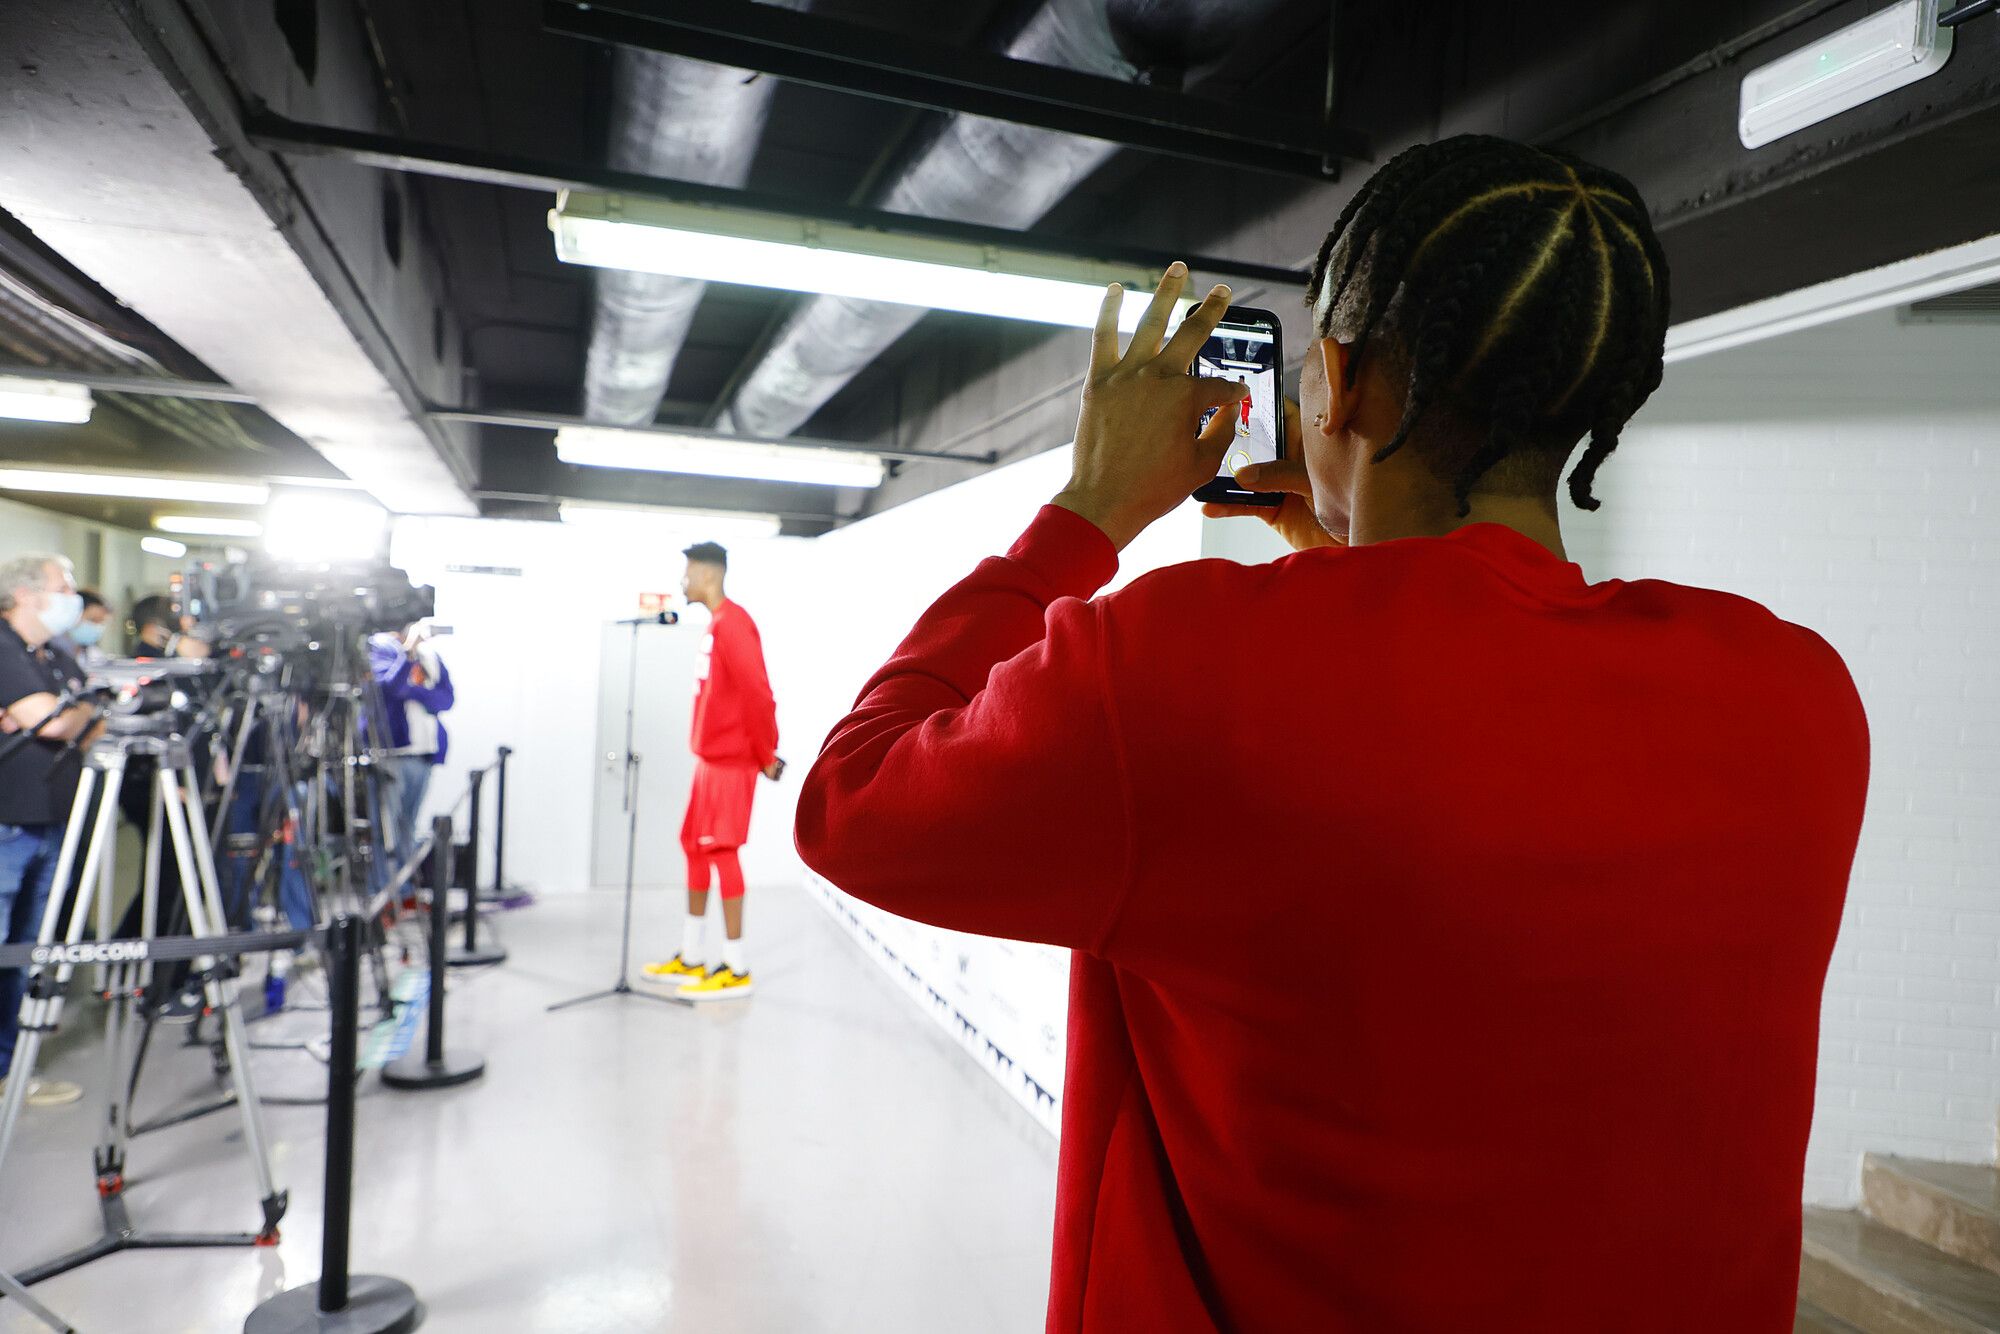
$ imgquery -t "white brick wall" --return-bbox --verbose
[1565,307,2000,1206]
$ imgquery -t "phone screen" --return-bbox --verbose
[1192,308,1284,506]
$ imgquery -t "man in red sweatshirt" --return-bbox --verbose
[796,137,1868,1331]
[647,540,780,1001]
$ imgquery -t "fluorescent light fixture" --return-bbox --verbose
[140,536,188,559]
[552,191,1168,331]
[263,493,389,562]
[555,426,886,489]
[0,378,93,424]
[1739,0,1953,149]
[558,501,782,541]
[155,514,265,538]
[0,467,269,505]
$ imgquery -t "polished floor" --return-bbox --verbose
[0,883,1058,1333]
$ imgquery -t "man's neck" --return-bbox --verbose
[1347,480,1568,563]
[697,592,726,613]
[3,607,48,648]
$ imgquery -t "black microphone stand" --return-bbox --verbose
[546,611,681,1013]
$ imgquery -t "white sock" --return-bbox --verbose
[681,912,707,966]
[723,936,747,975]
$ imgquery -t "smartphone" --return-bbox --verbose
[1191,306,1285,508]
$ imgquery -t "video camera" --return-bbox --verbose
[81,656,219,733]
[182,556,436,653]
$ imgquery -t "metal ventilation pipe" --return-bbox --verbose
[583,11,801,425]
[712,0,1140,439]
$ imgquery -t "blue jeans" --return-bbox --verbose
[380,755,435,871]
[219,775,317,931]
[0,821,64,1077]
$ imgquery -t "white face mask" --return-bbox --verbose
[38,590,83,639]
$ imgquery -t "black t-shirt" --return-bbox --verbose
[0,618,85,826]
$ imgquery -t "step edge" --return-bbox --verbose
[1802,1231,2000,1334]
[1869,1155,2000,1222]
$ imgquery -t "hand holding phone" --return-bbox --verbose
[1053,265,1248,551]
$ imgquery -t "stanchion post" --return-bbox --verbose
[320,914,357,1311]
[448,765,505,967]
[244,915,419,1333]
[492,746,510,903]
[383,817,486,1090]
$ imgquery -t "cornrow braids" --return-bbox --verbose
[1308,135,1671,516]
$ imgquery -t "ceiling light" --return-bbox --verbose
[155,514,265,538]
[558,502,782,541]
[555,426,886,489]
[0,378,93,424]
[1739,0,1953,149]
[0,467,269,505]
[551,191,1166,331]
[263,493,389,562]
[140,536,188,559]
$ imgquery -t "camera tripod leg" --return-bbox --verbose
[0,1269,74,1333]
[0,764,120,1177]
[159,767,287,1238]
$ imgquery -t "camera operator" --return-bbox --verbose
[129,593,212,660]
[368,620,453,867]
[0,553,95,1107]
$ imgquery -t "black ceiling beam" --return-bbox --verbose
[540,0,1366,180]
[246,111,1313,290]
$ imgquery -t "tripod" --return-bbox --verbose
[548,615,682,1013]
[0,716,288,1290]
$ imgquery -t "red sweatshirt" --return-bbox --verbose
[691,599,778,768]
[796,506,1869,1333]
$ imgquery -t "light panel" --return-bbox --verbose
[140,536,188,558]
[155,514,265,538]
[558,502,782,541]
[555,426,886,489]
[1739,0,1953,149]
[551,191,1166,331]
[263,493,389,562]
[0,467,269,505]
[0,378,93,424]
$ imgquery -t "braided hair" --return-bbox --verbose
[1307,136,1670,516]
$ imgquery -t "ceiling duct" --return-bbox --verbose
[715,0,1283,441]
[583,4,804,425]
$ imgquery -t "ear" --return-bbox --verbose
[1315,337,1362,435]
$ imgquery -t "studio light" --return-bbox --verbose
[1739,0,1953,149]
[155,514,266,538]
[558,502,783,541]
[551,190,1165,331]
[0,467,269,505]
[555,426,886,489]
[263,493,389,562]
[0,378,94,425]
[140,536,188,558]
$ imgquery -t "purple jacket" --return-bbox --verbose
[368,635,455,764]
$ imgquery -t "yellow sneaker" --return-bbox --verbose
[642,955,708,982]
[677,966,753,1002]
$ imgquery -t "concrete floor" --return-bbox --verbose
[0,882,1058,1333]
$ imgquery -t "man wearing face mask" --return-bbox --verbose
[54,590,113,665]
[0,553,96,1107]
